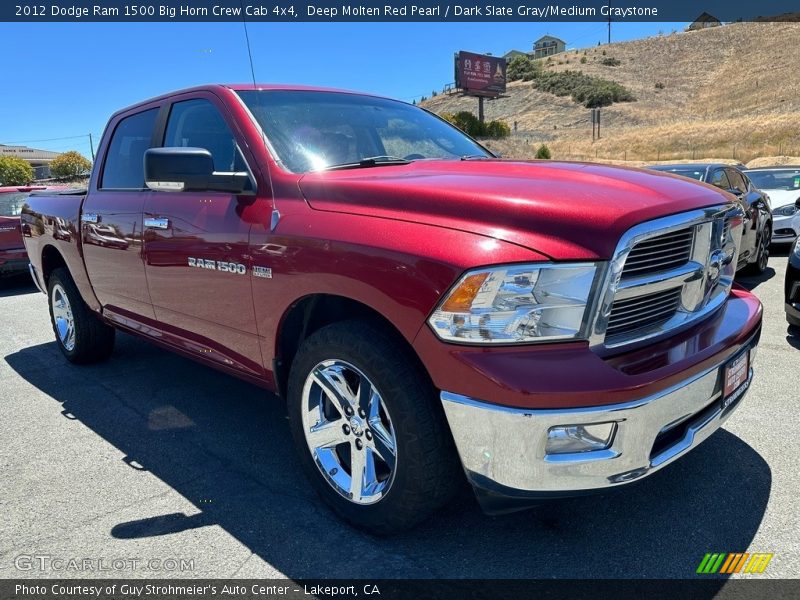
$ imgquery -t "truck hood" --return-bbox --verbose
[298,159,733,260]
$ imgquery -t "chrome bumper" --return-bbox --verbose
[441,344,757,512]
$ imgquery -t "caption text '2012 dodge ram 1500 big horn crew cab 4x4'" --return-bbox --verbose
[22,85,762,534]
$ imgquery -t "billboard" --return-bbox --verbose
[454,51,507,97]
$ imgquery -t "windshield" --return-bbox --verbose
[744,169,800,191]
[0,192,30,217]
[236,90,491,173]
[656,168,705,181]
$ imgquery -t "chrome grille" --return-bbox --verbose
[606,287,683,339]
[621,228,694,278]
[592,203,743,350]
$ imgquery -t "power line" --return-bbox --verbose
[1,134,96,145]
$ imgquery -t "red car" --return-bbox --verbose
[21,85,762,533]
[0,186,52,277]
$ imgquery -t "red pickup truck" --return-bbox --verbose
[22,85,762,533]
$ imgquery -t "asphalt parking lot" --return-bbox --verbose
[1,253,798,580]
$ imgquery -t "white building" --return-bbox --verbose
[0,144,61,179]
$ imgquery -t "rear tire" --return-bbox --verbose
[47,267,115,364]
[287,319,460,535]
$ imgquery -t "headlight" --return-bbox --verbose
[793,239,800,258]
[774,204,798,217]
[428,263,599,344]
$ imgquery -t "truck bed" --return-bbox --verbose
[21,189,98,310]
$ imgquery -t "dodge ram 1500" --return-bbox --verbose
[22,85,762,533]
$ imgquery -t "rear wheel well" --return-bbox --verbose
[274,294,428,399]
[41,245,67,286]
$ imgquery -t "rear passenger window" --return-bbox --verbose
[101,108,158,190]
[163,99,246,172]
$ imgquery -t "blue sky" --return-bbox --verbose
[0,21,685,159]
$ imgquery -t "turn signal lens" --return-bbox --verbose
[440,272,490,312]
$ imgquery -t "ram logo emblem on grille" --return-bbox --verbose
[707,251,723,289]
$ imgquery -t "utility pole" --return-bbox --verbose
[607,1,612,44]
[88,133,95,161]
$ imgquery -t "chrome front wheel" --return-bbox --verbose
[51,283,76,351]
[301,359,397,505]
[288,320,460,534]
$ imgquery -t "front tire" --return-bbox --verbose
[744,225,770,275]
[47,268,115,364]
[287,320,460,534]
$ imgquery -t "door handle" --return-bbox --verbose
[81,213,99,224]
[144,217,170,230]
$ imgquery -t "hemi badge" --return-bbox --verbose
[253,266,272,279]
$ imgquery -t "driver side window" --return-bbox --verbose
[163,99,246,172]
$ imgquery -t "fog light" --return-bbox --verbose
[546,423,617,455]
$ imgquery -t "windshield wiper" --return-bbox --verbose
[323,156,411,171]
[460,154,493,160]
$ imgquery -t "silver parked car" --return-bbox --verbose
[743,167,800,245]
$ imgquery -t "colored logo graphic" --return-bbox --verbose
[696,553,773,574]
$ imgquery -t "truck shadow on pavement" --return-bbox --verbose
[5,333,771,580]
[736,268,776,292]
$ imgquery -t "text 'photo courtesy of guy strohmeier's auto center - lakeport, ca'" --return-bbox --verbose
[2,0,800,598]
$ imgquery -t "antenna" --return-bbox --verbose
[240,0,257,88]
[237,0,279,230]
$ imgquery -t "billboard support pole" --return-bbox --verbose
[478,97,485,124]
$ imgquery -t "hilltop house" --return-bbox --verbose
[688,12,722,31]
[503,49,528,61]
[532,35,566,58]
[504,35,567,63]
[0,144,60,179]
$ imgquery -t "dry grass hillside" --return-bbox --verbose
[422,21,800,164]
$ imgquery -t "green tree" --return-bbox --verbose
[449,111,485,137]
[0,155,34,186]
[535,144,552,159]
[507,55,542,82]
[485,120,511,138]
[50,151,92,178]
[442,112,510,139]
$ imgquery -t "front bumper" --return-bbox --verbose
[443,342,756,512]
[434,289,762,514]
[772,213,800,243]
